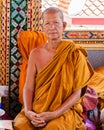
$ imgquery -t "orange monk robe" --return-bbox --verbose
[14,40,94,130]
[17,31,47,104]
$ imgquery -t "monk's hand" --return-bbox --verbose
[31,114,46,127]
[25,110,37,120]
[36,111,57,123]
[25,110,46,127]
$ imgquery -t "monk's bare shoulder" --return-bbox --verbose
[29,44,47,66]
[30,45,46,57]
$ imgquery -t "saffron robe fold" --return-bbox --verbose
[14,40,94,130]
[17,31,47,104]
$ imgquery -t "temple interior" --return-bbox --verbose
[0,0,104,129]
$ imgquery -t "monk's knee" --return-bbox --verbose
[14,114,34,130]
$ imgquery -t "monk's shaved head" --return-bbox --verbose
[42,7,64,23]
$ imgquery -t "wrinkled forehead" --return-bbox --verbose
[44,12,62,21]
[42,9,63,22]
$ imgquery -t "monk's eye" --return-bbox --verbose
[55,21,59,23]
[54,21,61,25]
[44,22,49,26]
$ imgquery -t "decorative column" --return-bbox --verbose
[27,0,42,31]
[9,0,42,118]
[0,0,10,86]
[0,0,10,113]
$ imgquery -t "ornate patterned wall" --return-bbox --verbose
[0,0,41,118]
[0,0,10,113]
[9,0,27,118]
[10,0,42,118]
[0,1,9,87]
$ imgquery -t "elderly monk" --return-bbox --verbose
[14,7,94,130]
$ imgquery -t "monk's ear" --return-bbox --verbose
[40,18,44,31]
[63,22,67,30]
[40,24,44,31]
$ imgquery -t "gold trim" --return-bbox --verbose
[64,30,104,50]
[74,40,104,50]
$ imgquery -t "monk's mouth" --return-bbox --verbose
[49,33,57,35]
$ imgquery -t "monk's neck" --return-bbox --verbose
[46,39,62,51]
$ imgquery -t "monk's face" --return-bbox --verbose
[42,12,66,41]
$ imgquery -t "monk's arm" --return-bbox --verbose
[23,51,36,114]
[37,89,82,122]
[54,89,81,117]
